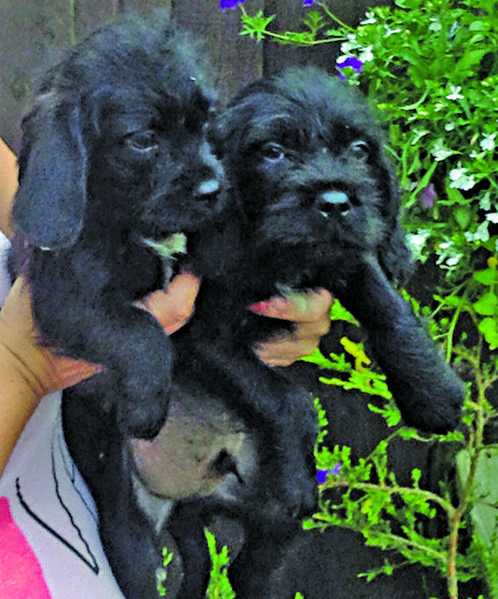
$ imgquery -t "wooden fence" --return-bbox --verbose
[0,0,391,152]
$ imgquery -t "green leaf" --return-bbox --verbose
[473,292,498,316]
[456,448,498,549]
[330,299,358,325]
[479,317,498,350]
[455,50,488,74]
[454,206,473,230]
[240,11,276,41]
[474,268,498,286]
[444,184,467,206]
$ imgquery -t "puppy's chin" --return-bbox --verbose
[254,202,382,254]
[139,190,224,239]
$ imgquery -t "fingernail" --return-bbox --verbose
[248,301,272,315]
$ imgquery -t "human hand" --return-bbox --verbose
[0,273,201,395]
[249,289,333,366]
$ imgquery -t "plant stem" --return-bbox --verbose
[317,2,355,31]
[445,286,468,363]
[68,0,76,46]
[446,344,486,599]
[327,479,453,516]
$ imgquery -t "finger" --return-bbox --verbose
[255,337,320,366]
[0,137,18,239]
[139,272,201,334]
[249,288,333,323]
[0,277,34,334]
[48,354,103,390]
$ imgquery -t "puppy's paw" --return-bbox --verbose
[118,370,172,439]
[401,395,463,435]
[274,392,317,520]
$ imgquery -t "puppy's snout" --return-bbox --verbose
[317,190,352,217]
[211,448,243,482]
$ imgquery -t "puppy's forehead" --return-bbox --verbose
[45,14,216,127]
[243,95,369,151]
[241,67,379,148]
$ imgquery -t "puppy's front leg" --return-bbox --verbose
[229,524,299,599]
[182,342,317,519]
[331,257,464,433]
[48,297,173,439]
[94,304,173,439]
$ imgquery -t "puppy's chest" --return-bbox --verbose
[110,247,165,298]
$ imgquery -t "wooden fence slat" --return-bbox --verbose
[263,0,338,76]
[326,0,392,26]
[0,0,73,151]
[263,0,392,77]
[172,0,264,104]
[75,0,119,40]
[121,0,172,14]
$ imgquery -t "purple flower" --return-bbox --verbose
[420,183,437,209]
[219,0,246,10]
[330,462,342,476]
[316,463,342,484]
[303,0,315,6]
[336,56,364,80]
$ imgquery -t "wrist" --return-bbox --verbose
[0,344,44,473]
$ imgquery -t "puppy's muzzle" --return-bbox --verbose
[195,177,221,205]
[317,189,352,218]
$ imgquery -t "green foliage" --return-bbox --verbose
[205,529,236,599]
[156,546,174,597]
[237,2,498,597]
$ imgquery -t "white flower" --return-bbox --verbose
[449,166,476,190]
[406,230,431,262]
[385,26,402,37]
[360,11,376,25]
[431,139,454,162]
[464,221,490,243]
[479,192,491,211]
[340,34,359,54]
[486,213,498,224]
[359,46,374,62]
[445,122,456,132]
[480,133,496,152]
[446,85,464,101]
[429,18,442,32]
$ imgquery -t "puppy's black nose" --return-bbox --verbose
[317,190,351,217]
[195,178,220,202]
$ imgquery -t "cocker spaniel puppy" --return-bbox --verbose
[12,13,224,439]
[63,66,464,599]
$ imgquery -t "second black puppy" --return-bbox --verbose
[206,66,464,434]
[12,14,223,438]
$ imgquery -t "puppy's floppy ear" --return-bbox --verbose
[13,97,88,250]
[377,158,414,285]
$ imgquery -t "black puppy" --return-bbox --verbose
[204,66,464,434]
[63,67,464,599]
[164,67,465,597]
[11,14,224,439]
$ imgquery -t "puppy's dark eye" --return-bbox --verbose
[350,140,370,159]
[261,143,285,162]
[125,131,159,152]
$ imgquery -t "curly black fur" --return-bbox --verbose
[12,13,224,439]
[201,66,464,434]
[62,67,465,599]
[168,66,465,598]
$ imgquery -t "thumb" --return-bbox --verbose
[139,272,201,334]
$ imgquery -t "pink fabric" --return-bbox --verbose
[0,497,52,599]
